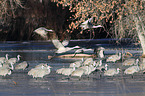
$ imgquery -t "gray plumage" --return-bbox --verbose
[34,27,54,39]
[80,17,103,39]
[96,64,108,72]
[71,68,85,77]
[6,55,21,64]
[34,27,79,54]
[0,62,13,76]
[106,53,121,62]
[61,40,69,47]
[56,68,65,74]
[69,58,84,68]
[15,61,28,70]
[0,67,12,76]
[52,39,80,54]
[139,62,145,70]
[2,62,14,70]
[83,58,94,66]
[61,67,75,76]
[73,48,93,57]
[0,54,9,63]
[80,64,96,75]
[28,65,52,78]
[94,60,102,67]
[61,63,75,76]
[85,64,96,75]
[94,47,105,59]
[124,64,140,75]
[80,18,103,30]
[34,63,48,68]
[123,58,138,66]
[104,68,120,76]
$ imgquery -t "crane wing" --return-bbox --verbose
[81,18,93,25]
[34,27,54,38]
[62,40,69,46]
[80,18,93,29]
[92,25,103,29]
[34,28,47,38]
[52,39,65,49]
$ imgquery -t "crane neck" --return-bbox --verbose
[5,54,9,60]
[17,55,21,61]
[105,64,108,71]
[99,50,104,58]
[99,60,102,66]
[10,63,14,70]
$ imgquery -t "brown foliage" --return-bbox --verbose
[55,0,145,39]
[0,0,144,40]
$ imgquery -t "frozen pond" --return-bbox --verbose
[0,39,145,96]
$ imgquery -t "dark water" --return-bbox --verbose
[0,39,145,96]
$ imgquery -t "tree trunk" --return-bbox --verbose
[133,15,145,57]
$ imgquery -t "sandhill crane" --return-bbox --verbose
[56,68,65,74]
[80,17,103,39]
[28,64,45,76]
[61,39,69,47]
[15,61,28,70]
[94,60,102,67]
[34,27,80,54]
[124,58,140,78]
[34,27,54,39]
[124,63,140,75]
[73,48,94,57]
[79,66,89,72]
[73,48,84,57]
[71,68,85,77]
[79,64,96,75]
[34,63,48,68]
[96,64,108,72]
[106,53,121,62]
[28,68,38,76]
[61,63,75,76]
[80,17,103,30]
[32,66,52,78]
[85,64,96,75]
[0,62,13,76]
[28,65,52,78]
[0,63,2,67]
[139,61,145,70]
[104,68,120,76]
[2,62,14,70]
[123,58,139,66]
[6,55,21,64]
[0,54,9,63]
[69,58,84,68]
[52,39,80,54]
[94,47,105,59]
[0,67,12,76]
[34,27,69,46]
[83,58,94,66]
